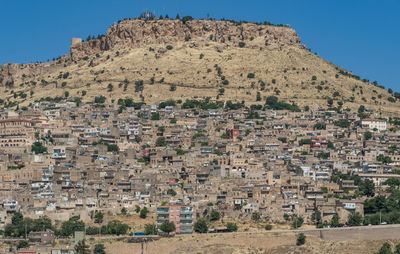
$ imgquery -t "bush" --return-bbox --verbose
[167,189,177,196]
[238,42,246,48]
[247,73,255,79]
[166,45,173,50]
[226,222,238,232]
[296,233,306,246]
[93,244,106,254]
[265,224,272,230]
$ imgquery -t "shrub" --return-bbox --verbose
[166,45,173,50]
[265,224,272,230]
[226,222,238,232]
[247,73,255,79]
[296,233,306,246]
[238,42,246,48]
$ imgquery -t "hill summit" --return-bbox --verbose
[0,17,398,114]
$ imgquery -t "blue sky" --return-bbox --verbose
[1,0,399,91]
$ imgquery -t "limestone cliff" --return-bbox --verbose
[69,19,301,60]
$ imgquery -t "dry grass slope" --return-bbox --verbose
[1,20,399,115]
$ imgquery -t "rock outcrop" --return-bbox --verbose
[69,19,301,60]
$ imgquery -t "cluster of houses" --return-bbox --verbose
[0,98,399,238]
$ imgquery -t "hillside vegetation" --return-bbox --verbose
[0,18,398,115]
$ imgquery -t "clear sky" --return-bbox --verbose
[1,0,399,91]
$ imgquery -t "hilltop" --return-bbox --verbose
[0,17,398,114]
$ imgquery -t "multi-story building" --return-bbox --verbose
[157,205,196,234]
[361,118,387,131]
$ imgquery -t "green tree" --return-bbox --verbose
[94,211,104,223]
[121,207,127,215]
[210,210,220,221]
[376,242,393,254]
[151,113,160,120]
[140,207,149,219]
[107,83,113,92]
[194,218,208,233]
[156,137,166,147]
[296,233,306,246]
[251,212,261,222]
[17,240,29,249]
[103,220,129,235]
[330,214,342,227]
[12,212,24,226]
[160,221,176,235]
[59,216,85,236]
[313,122,326,130]
[75,240,90,254]
[167,189,177,196]
[292,216,304,229]
[377,155,393,164]
[347,212,362,227]
[311,210,321,225]
[64,91,69,98]
[31,142,47,154]
[364,131,372,140]
[359,179,375,197]
[394,243,400,254]
[283,213,290,221]
[93,244,106,254]
[226,222,238,232]
[265,224,272,230]
[144,224,158,235]
[94,96,106,104]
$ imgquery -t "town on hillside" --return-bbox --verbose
[1,95,400,252]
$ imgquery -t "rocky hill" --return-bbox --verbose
[0,18,398,114]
